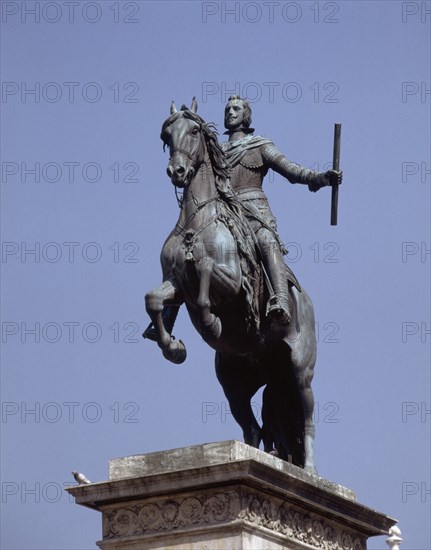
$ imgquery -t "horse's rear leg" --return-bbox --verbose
[292,361,316,474]
[215,352,265,448]
[301,377,317,475]
[289,287,317,474]
[145,280,186,364]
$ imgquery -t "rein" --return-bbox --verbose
[171,134,219,230]
[174,193,221,263]
[174,194,220,236]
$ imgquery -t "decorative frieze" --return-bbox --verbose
[102,489,366,549]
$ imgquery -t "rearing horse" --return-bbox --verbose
[145,98,318,473]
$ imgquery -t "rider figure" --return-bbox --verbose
[222,95,342,323]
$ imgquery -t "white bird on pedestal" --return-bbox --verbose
[72,471,91,485]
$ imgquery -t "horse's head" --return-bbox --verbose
[161,98,207,188]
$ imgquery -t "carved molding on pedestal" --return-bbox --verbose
[102,489,366,549]
[103,492,239,539]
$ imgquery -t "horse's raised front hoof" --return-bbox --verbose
[304,464,318,476]
[162,339,187,364]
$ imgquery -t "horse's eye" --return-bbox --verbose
[191,128,199,135]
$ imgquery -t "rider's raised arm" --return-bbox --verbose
[262,142,327,192]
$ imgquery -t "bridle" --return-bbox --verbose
[168,146,196,162]
[165,118,207,206]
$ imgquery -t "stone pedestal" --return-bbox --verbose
[66,441,397,549]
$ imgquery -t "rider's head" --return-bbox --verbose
[224,95,252,131]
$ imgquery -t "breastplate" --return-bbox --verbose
[240,148,265,169]
[230,163,266,190]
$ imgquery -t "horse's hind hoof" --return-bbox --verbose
[163,339,187,364]
[304,464,318,476]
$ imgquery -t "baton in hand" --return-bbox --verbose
[331,123,341,226]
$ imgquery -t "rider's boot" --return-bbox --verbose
[263,247,291,324]
[267,285,291,324]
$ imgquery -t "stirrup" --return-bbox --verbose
[266,295,291,324]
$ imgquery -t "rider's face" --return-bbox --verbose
[224,100,245,130]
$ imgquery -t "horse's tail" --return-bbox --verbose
[261,343,305,467]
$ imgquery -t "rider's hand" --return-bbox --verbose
[308,170,343,192]
[323,170,343,186]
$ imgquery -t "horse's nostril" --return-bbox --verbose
[176,166,185,175]
[167,166,174,177]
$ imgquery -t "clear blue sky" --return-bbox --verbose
[1,1,430,548]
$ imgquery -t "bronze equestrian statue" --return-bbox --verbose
[144,97,342,474]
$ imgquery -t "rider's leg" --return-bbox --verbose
[257,228,291,324]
